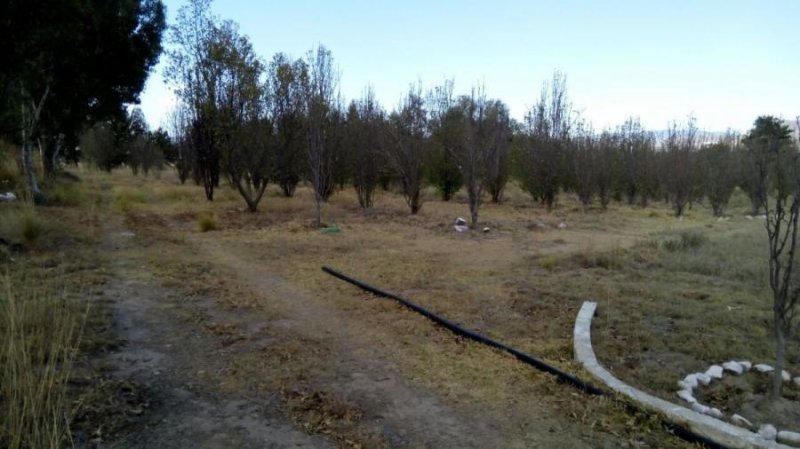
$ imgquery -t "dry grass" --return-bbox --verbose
[93,168,799,447]
[0,275,87,449]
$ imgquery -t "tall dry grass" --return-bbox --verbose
[0,276,86,449]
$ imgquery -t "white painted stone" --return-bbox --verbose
[794,377,800,387]
[782,370,792,382]
[722,361,744,375]
[454,225,469,232]
[676,389,696,403]
[678,380,693,390]
[778,431,800,446]
[691,402,710,414]
[739,360,752,371]
[706,407,724,419]
[695,372,712,385]
[682,373,699,388]
[731,414,754,429]
[573,302,791,449]
[754,364,774,373]
[558,221,567,229]
[706,364,724,379]
[758,424,778,441]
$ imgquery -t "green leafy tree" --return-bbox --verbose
[0,0,165,201]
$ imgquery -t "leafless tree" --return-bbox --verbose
[572,121,596,209]
[347,87,383,209]
[697,132,738,216]
[452,86,489,226]
[521,71,572,210]
[386,83,427,214]
[166,105,194,184]
[166,0,223,200]
[663,118,698,217]
[483,100,512,204]
[303,45,339,227]
[616,117,657,206]
[745,116,799,398]
[595,130,616,209]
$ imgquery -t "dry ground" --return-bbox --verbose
[7,167,800,448]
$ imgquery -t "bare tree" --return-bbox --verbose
[166,104,194,184]
[572,121,596,209]
[347,87,383,209]
[453,87,489,226]
[521,71,572,210]
[745,116,798,398]
[166,0,222,200]
[697,132,738,216]
[427,80,462,201]
[616,117,657,206]
[483,100,512,204]
[386,83,427,214]
[595,129,616,209]
[663,118,698,217]
[303,45,338,227]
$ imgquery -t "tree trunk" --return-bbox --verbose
[315,193,322,228]
[20,85,49,204]
[772,315,786,398]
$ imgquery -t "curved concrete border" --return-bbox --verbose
[574,301,791,449]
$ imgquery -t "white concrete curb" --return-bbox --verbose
[573,301,791,449]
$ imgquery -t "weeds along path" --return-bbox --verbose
[94,215,334,449]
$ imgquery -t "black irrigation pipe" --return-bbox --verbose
[322,266,731,449]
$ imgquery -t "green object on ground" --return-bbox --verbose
[321,225,340,235]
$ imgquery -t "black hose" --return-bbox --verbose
[323,266,605,394]
[321,266,730,449]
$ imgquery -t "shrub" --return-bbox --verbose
[198,216,217,232]
[21,211,43,244]
[539,255,558,270]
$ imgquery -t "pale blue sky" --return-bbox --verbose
[139,0,799,133]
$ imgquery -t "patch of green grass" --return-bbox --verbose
[114,188,148,213]
[198,216,217,232]
[539,255,558,270]
[21,210,43,243]
[660,230,708,252]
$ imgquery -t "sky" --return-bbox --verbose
[138,0,800,133]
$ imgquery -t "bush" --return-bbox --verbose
[539,255,558,270]
[198,216,217,232]
[21,212,42,243]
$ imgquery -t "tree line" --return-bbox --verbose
[137,0,795,228]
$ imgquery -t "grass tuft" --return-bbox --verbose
[21,210,43,243]
[0,276,86,449]
[660,230,708,252]
[198,216,217,232]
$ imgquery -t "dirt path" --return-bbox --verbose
[194,237,505,448]
[94,218,334,449]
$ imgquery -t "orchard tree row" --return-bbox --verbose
[145,1,798,226]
